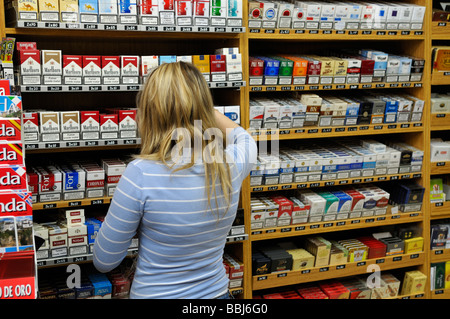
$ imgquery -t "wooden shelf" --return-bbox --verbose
[431,161,450,175]
[247,28,424,40]
[431,201,450,220]
[250,210,423,242]
[250,123,423,141]
[431,21,450,40]
[431,71,450,86]
[430,114,450,131]
[250,172,422,193]
[430,248,450,263]
[252,252,425,291]
[32,196,112,210]
[249,82,422,92]
[431,288,450,299]
[6,25,244,39]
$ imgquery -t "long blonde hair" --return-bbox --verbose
[136,61,232,217]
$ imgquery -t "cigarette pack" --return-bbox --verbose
[193,0,209,26]
[83,56,102,85]
[60,111,80,141]
[192,55,210,81]
[158,0,175,25]
[40,111,60,142]
[102,56,121,85]
[79,0,99,23]
[121,56,139,84]
[42,50,62,85]
[118,0,138,24]
[141,55,159,77]
[38,0,59,21]
[227,0,242,27]
[60,0,79,22]
[80,111,100,140]
[117,109,137,138]
[210,0,226,26]
[210,54,226,82]
[16,0,39,20]
[224,53,242,81]
[140,0,159,24]
[248,1,263,29]
[19,50,41,78]
[63,55,83,85]
[100,114,119,139]
[98,0,118,24]
[223,105,240,124]
[175,0,194,25]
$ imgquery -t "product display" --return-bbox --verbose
[248,1,425,31]
[252,230,424,275]
[249,51,424,86]
[250,139,423,188]
[14,43,243,86]
[249,92,424,130]
[5,0,243,28]
[0,0,444,301]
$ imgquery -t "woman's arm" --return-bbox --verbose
[214,109,239,134]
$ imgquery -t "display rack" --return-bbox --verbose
[0,0,446,300]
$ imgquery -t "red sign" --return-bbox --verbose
[0,80,10,96]
[0,276,35,299]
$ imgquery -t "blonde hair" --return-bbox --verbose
[136,61,232,217]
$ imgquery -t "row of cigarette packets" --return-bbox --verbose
[250,182,424,229]
[248,1,426,31]
[249,92,424,130]
[27,157,132,203]
[17,42,243,85]
[249,51,424,86]
[250,139,424,187]
[8,0,243,27]
[23,109,137,143]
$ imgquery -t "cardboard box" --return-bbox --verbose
[192,55,210,81]
[117,109,137,138]
[19,50,41,76]
[158,0,175,25]
[210,0,227,26]
[16,0,39,20]
[175,0,193,25]
[79,0,99,23]
[210,54,226,82]
[118,0,138,23]
[38,0,59,21]
[227,0,242,27]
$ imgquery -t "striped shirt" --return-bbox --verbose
[93,127,257,299]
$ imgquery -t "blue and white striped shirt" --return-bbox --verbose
[93,127,257,298]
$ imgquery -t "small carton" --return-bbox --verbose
[210,55,226,82]
[227,0,242,27]
[79,0,99,23]
[121,56,139,84]
[175,0,194,26]
[192,55,210,81]
[210,0,227,26]
[118,0,138,24]
[140,0,159,25]
[83,56,102,85]
[141,55,159,78]
[19,50,41,77]
[100,114,119,139]
[60,111,80,141]
[38,0,59,21]
[63,55,83,85]
[60,0,79,22]
[98,0,118,24]
[42,50,62,85]
[117,109,137,138]
[193,0,209,26]
[39,111,60,142]
[80,111,100,140]
[102,56,121,85]
[16,0,39,20]
[158,0,175,25]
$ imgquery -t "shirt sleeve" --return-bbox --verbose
[225,126,258,181]
[93,161,144,273]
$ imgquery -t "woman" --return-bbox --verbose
[93,61,257,299]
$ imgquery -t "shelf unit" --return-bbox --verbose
[1,0,446,300]
[240,0,433,299]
